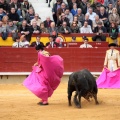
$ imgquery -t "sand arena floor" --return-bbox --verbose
[0,81,120,120]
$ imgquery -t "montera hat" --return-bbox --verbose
[108,43,117,47]
[35,44,44,50]
[82,36,88,40]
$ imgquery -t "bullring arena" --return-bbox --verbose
[0,48,120,120]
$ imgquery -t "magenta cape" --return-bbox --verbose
[23,54,64,101]
[97,68,120,88]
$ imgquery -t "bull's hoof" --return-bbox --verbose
[76,105,81,108]
[96,101,99,105]
[69,104,72,106]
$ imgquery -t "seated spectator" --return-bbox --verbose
[94,3,101,15]
[31,20,41,34]
[6,20,18,41]
[55,37,63,47]
[30,36,44,47]
[109,22,118,45]
[86,2,91,13]
[48,21,58,36]
[73,15,82,28]
[2,15,8,27]
[43,16,53,28]
[20,35,30,47]
[70,21,80,33]
[46,35,59,48]
[25,7,35,24]
[71,3,78,16]
[31,13,42,26]
[40,22,48,33]
[93,15,104,30]
[0,0,9,13]
[92,21,107,41]
[116,0,120,16]
[77,8,84,24]
[57,12,70,27]
[65,8,73,24]
[21,0,33,19]
[18,20,31,41]
[90,0,101,12]
[104,0,114,8]
[80,21,93,33]
[109,8,120,25]
[0,8,6,20]
[83,14,92,28]
[80,0,87,14]
[79,36,93,48]
[68,0,80,11]
[12,36,24,48]
[86,7,96,21]
[57,2,66,19]
[98,6,109,29]
[59,21,71,34]
[8,7,20,25]
[106,2,113,15]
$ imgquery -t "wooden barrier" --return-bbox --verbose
[0,33,120,46]
[1,47,120,73]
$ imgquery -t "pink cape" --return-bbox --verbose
[97,68,120,88]
[23,54,64,101]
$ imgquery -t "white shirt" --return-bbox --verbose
[22,41,30,48]
[12,42,24,48]
[86,12,96,21]
[80,43,93,48]
[80,25,93,33]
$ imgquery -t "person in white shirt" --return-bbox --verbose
[12,36,24,48]
[86,7,97,21]
[20,35,30,48]
[80,21,93,33]
[80,36,93,48]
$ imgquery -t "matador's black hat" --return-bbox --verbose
[108,43,117,47]
[35,44,45,50]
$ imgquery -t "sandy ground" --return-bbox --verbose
[0,81,120,120]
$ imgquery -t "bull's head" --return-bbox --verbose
[83,92,93,102]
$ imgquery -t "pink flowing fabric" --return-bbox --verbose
[23,53,64,101]
[97,68,120,88]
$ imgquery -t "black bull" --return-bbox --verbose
[68,69,99,108]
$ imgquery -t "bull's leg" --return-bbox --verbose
[92,93,99,105]
[68,90,72,106]
[78,91,81,108]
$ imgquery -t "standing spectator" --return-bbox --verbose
[77,8,84,24]
[92,21,107,41]
[59,21,71,34]
[31,13,42,26]
[6,20,18,41]
[43,16,53,28]
[20,35,30,47]
[46,35,59,48]
[71,3,78,16]
[80,0,87,15]
[98,6,109,29]
[48,21,58,36]
[80,36,93,48]
[109,8,120,25]
[70,21,80,33]
[80,20,93,33]
[31,20,41,34]
[57,2,66,19]
[30,36,44,47]
[40,22,48,33]
[52,0,62,24]
[12,36,24,48]
[18,20,31,41]
[8,7,20,25]
[86,7,96,21]
[57,12,70,27]
[25,7,35,24]
[104,43,120,71]
[65,8,73,24]
[0,8,6,20]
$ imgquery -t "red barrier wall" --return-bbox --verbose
[0,48,120,72]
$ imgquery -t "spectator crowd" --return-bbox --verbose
[0,0,120,47]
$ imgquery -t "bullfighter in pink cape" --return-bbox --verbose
[23,44,64,105]
[97,43,120,88]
